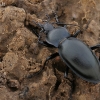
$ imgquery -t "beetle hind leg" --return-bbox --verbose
[64,67,69,78]
[35,52,59,76]
[90,44,100,61]
[27,53,59,78]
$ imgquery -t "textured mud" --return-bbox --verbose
[0,0,100,100]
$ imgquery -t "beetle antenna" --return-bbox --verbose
[52,22,81,28]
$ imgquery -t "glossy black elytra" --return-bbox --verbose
[27,13,100,83]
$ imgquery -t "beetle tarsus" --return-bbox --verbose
[19,86,29,99]
[73,30,83,37]
[64,67,69,78]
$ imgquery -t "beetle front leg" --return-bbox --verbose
[26,23,55,47]
[38,33,55,47]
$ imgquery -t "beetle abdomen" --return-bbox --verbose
[46,27,70,47]
[58,37,100,83]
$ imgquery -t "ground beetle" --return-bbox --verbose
[27,13,100,83]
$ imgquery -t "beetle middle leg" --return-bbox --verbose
[73,20,91,37]
[90,44,100,50]
[37,52,59,75]
[45,53,70,79]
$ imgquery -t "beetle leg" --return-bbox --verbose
[44,52,59,66]
[26,23,54,47]
[73,30,83,37]
[73,20,91,37]
[46,14,50,22]
[27,53,59,78]
[38,34,55,47]
[43,14,51,23]
[90,44,100,50]
[53,12,66,27]
[25,24,40,37]
[38,40,55,47]
[19,86,29,99]
[64,67,69,78]
[53,22,81,28]
[53,12,59,23]
[53,12,67,27]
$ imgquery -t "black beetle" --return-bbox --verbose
[27,13,100,83]
[32,14,81,48]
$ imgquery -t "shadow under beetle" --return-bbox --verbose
[27,13,100,83]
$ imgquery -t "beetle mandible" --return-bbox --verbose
[27,13,100,83]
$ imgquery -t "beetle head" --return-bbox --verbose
[42,22,54,34]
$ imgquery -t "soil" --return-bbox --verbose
[0,0,100,100]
